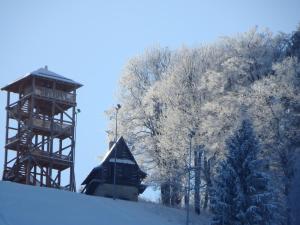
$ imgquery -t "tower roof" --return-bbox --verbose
[2,67,83,92]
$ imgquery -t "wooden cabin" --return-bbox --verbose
[81,136,147,201]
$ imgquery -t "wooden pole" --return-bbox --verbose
[3,91,10,178]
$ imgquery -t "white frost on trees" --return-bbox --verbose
[210,120,280,225]
[105,26,300,220]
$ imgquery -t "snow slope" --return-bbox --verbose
[0,181,210,225]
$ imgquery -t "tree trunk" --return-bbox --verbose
[203,178,211,209]
[194,149,202,214]
[161,181,171,206]
[203,152,215,210]
[171,182,182,207]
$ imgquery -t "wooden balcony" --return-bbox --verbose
[5,119,72,151]
[3,149,72,175]
[7,103,73,137]
[29,149,72,170]
[23,86,76,105]
[31,118,73,137]
[34,86,76,103]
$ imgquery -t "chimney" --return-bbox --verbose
[109,141,115,150]
[45,65,48,70]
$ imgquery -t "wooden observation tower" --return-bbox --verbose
[1,67,82,191]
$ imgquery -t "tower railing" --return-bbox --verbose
[24,86,76,103]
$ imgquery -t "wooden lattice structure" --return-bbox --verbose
[1,67,82,191]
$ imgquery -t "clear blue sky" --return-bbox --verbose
[0,0,299,199]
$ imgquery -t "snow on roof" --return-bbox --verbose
[99,136,122,165]
[30,67,82,86]
[2,67,82,91]
[109,158,135,165]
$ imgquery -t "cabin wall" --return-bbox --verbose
[93,183,138,201]
[101,163,140,186]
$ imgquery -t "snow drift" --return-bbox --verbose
[0,181,210,225]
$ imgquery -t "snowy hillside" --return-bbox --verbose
[0,181,210,225]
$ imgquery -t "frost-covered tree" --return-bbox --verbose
[249,58,300,189]
[106,25,299,214]
[105,46,171,163]
[287,24,300,59]
[220,27,282,90]
[211,119,278,225]
[245,57,300,224]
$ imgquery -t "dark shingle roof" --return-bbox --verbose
[81,136,147,185]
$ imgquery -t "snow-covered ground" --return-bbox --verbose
[0,181,211,225]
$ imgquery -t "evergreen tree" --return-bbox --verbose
[211,119,278,225]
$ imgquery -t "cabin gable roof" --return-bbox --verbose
[100,136,137,166]
[82,136,146,185]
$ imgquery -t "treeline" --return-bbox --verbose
[106,25,300,224]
